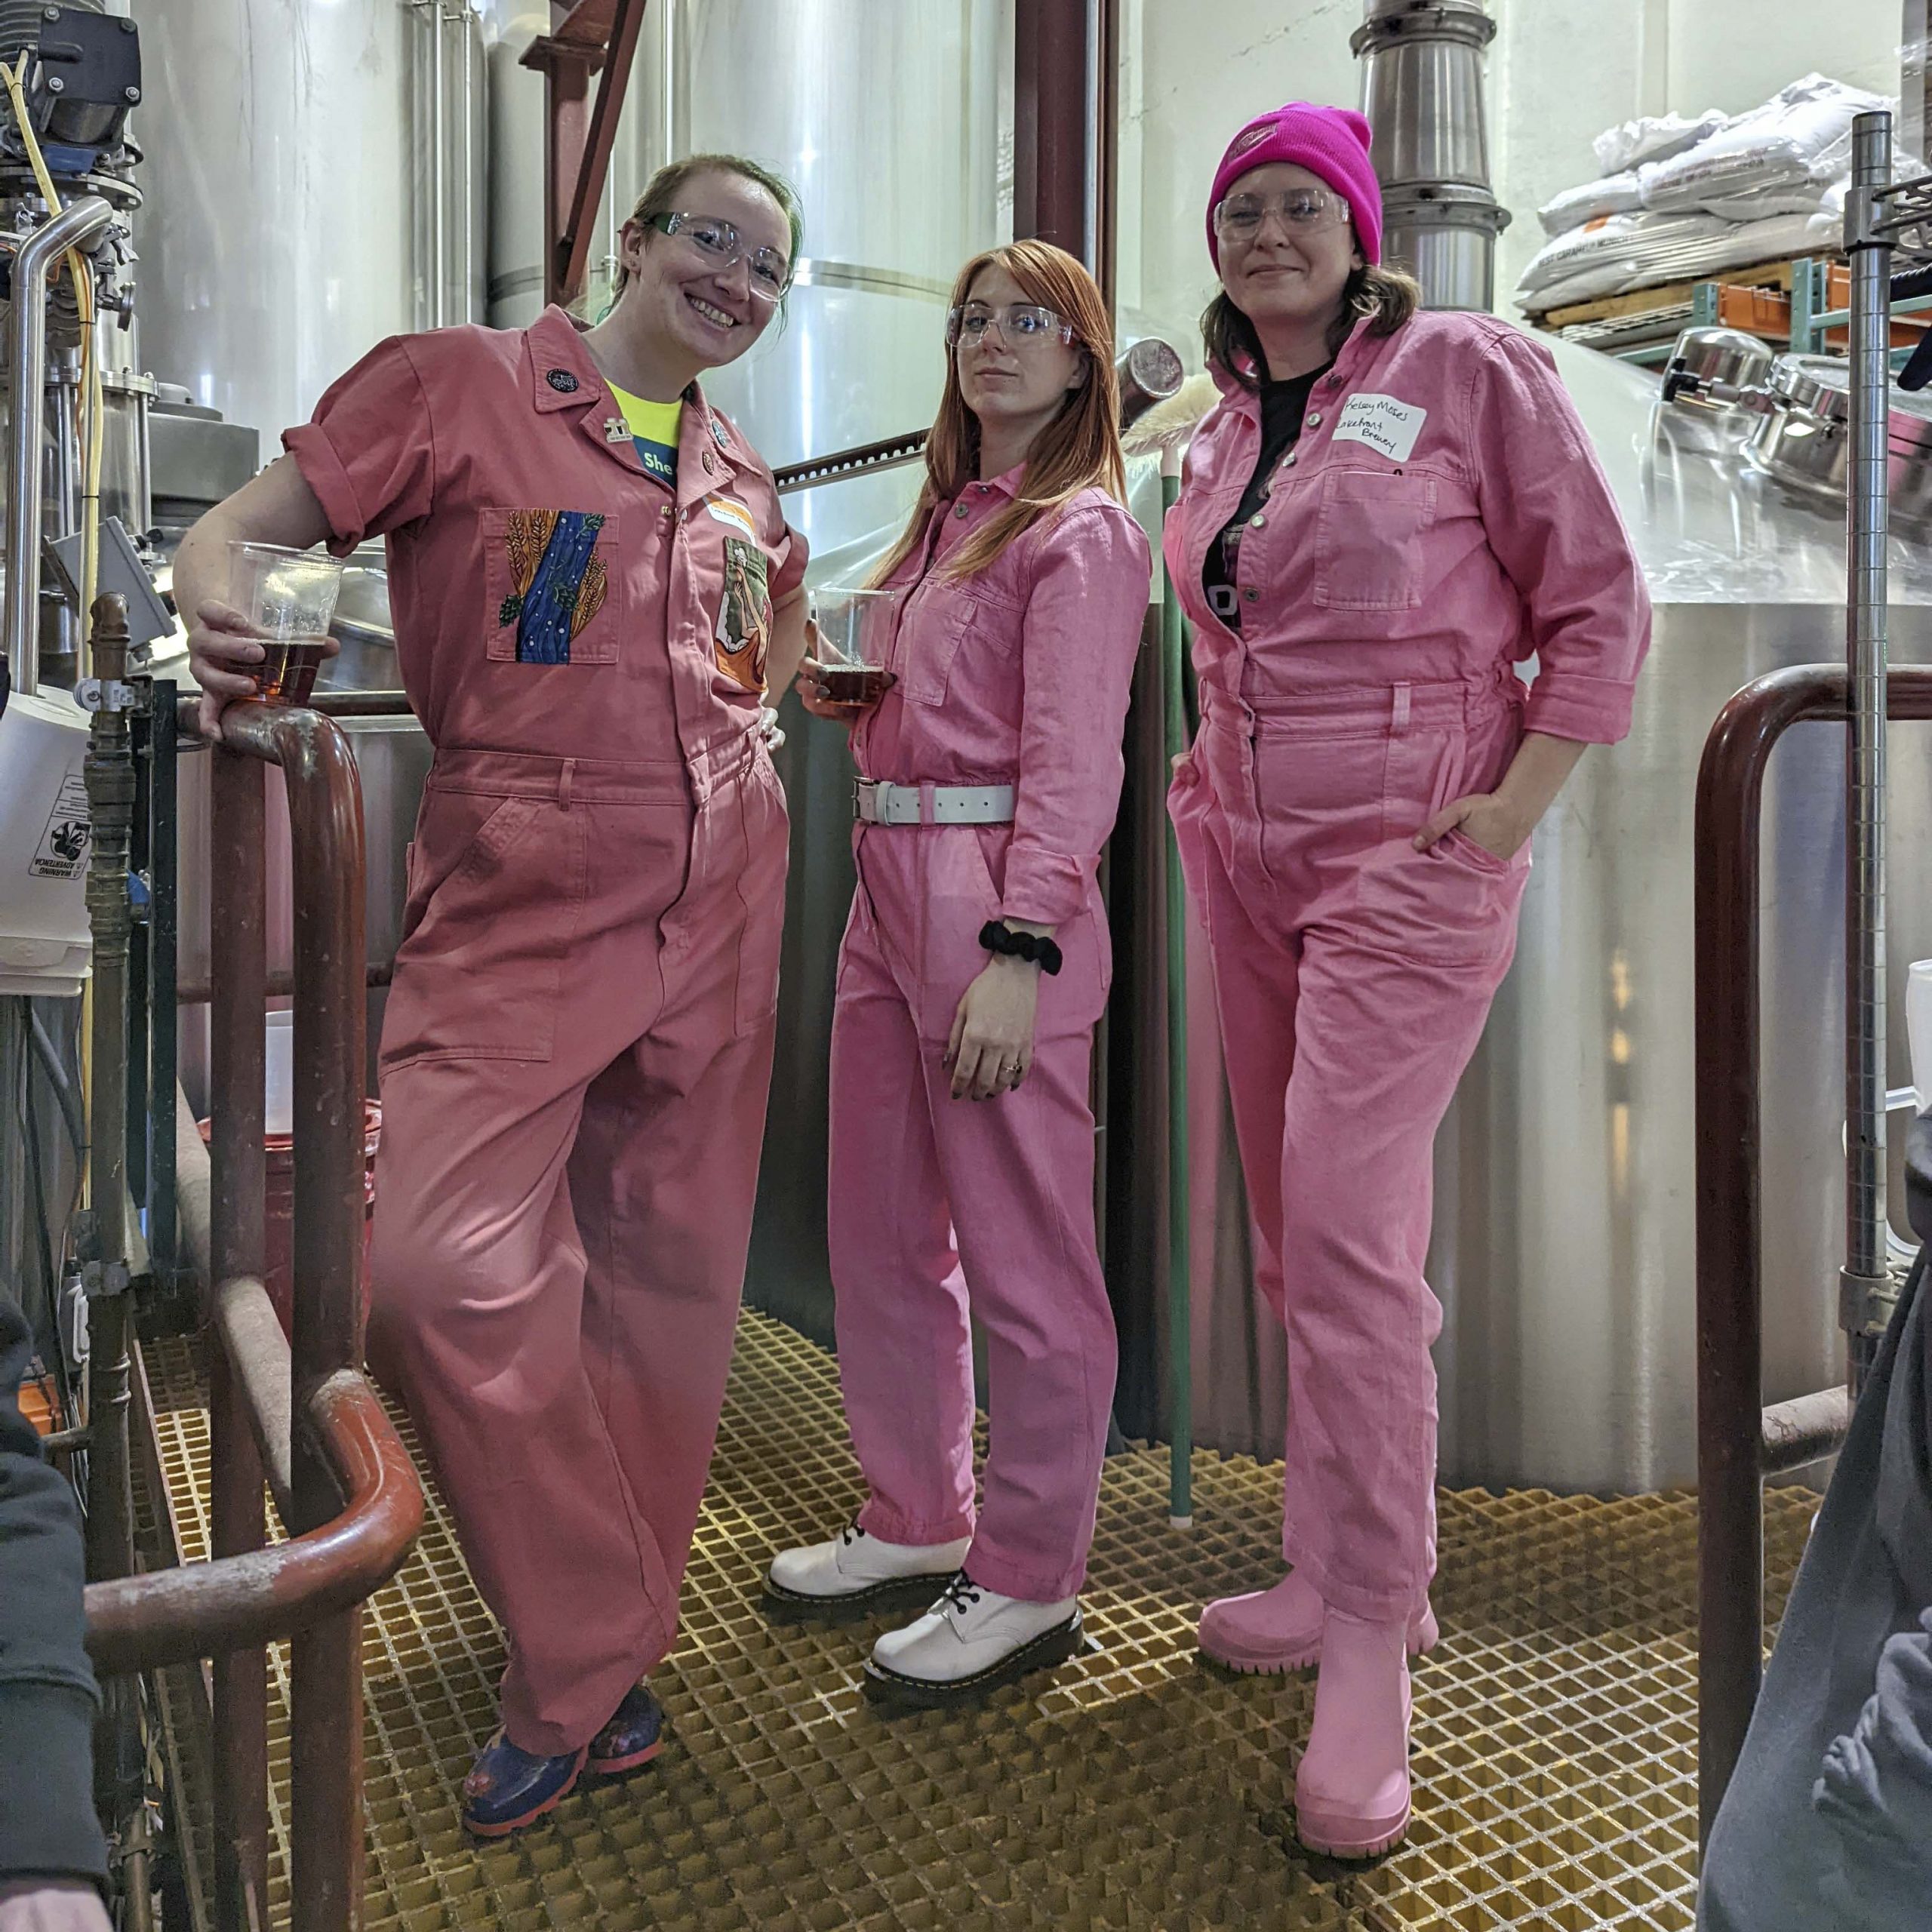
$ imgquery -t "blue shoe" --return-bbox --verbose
[460,1730,587,1838]
[588,1683,667,1778]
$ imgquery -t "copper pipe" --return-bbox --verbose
[83,1371,422,1676]
[207,743,269,1932]
[1694,661,1932,1845]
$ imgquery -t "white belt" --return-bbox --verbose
[854,779,1017,826]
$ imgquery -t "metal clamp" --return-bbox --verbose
[75,675,140,713]
[1839,1265,1898,1339]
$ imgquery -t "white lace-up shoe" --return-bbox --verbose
[763,1522,972,1626]
[863,1573,1084,1708]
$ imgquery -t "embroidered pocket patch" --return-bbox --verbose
[715,535,772,690]
[496,509,611,664]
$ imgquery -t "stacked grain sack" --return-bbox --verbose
[1514,75,1886,318]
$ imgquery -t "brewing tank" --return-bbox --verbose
[134,0,485,453]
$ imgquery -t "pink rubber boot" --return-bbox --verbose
[1293,1607,1414,1858]
[1198,1571,1438,1676]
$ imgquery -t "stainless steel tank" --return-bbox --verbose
[134,0,484,451]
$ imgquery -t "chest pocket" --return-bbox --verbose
[902,585,1021,708]
[482,506,622,665]
[1311,468,1439,614]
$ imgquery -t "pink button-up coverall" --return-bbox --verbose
[285,306,806,1755]
[832,477,1150,1603]
[1164,312,1650,1623]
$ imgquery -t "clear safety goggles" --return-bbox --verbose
[946,303,1078,352]
[1213,188,1352,245]
[649,211,792,303]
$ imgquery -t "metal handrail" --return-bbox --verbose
[1693,661,1932,1844]
[85,695,423,1932]
[82,1369,420,1675]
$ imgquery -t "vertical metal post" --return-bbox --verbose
[431,0,446,328]
[284,715,369,1932]
[125,691,152,1209]
[148,683,179,1287]
[1161,454,1192,1527]
[461,0,475,322]
[1842,113,1894,1389]
[208,744,269,1932]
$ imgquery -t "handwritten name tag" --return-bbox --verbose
[1333,393,1427,463]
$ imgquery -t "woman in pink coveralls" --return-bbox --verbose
[764,242,1151,1709]
[180,155,812,1837]
[1164,105,1650,1855]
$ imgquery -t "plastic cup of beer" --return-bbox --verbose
[226,541,345,707]
[809,586,901,706]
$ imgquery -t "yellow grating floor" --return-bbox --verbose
[146,1315,1814,1932]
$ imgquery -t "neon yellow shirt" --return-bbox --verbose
[607,382,681,489]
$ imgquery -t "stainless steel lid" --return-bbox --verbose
[1666,327,1774,410]
[1761,354,1932,455]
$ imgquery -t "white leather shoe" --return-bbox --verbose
[763,1523,971,1625]
[863,1573,1083,1708]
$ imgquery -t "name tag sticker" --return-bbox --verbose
[704,495,757,538]
[1333,393,1428,463]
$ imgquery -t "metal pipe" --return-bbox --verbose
[1694,661,1932,1843]
[1844,112,1894,1391]
[50,369,80,669]
[82,1368,423,1677]
[1161,452,1192,1529]
[431,0,446,330]
[5,195,112,696]
[460,0,475,323]
[213,1275,296,1515]
[177,959,394,1009]
[1759,1385,1854,1474]
[207,743,269,1932]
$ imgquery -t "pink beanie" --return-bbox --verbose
[1206,103,1383,269]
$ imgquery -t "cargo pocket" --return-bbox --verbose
[481,506,621,665]
[381,788,585,1067]
[732,752,791,1036]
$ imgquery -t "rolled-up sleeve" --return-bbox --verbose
[283,336,437,558]
[1466,330,1651,744]
[1002,502,1153,927]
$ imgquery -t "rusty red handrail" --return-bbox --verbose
[1694,662,1932,1844]
[82,697,421,1932]
[83,1371,420,1675]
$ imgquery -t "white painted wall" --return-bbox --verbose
[1119,0,1911,337]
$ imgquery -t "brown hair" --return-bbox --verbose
[1201,260,1422,388]
[869,240,1126,586]
[606,152,804,306]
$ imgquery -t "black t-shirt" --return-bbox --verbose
[1201,361,1332,629]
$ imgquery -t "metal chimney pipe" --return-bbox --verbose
[1351,0,1511,311]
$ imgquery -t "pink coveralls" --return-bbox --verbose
[1164,312,1649,1623]
[286,306,806,1755]
[830,477,1150,1602]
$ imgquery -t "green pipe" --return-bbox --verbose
[1161,464,1193,1527]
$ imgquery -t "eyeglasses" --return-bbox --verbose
[946,303,1078,351]
[649,211,792,303]
[1212,188,1352,245]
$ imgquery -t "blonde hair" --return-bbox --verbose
[870,241,1126,586]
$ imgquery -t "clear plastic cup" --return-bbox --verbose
[808,586,902,706]
[227,540,345,707]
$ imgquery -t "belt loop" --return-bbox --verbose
[1391,684,1413,736]
[558,757,577,808]
[919,781,935,827]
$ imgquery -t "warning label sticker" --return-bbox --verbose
[29,773,91,880]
